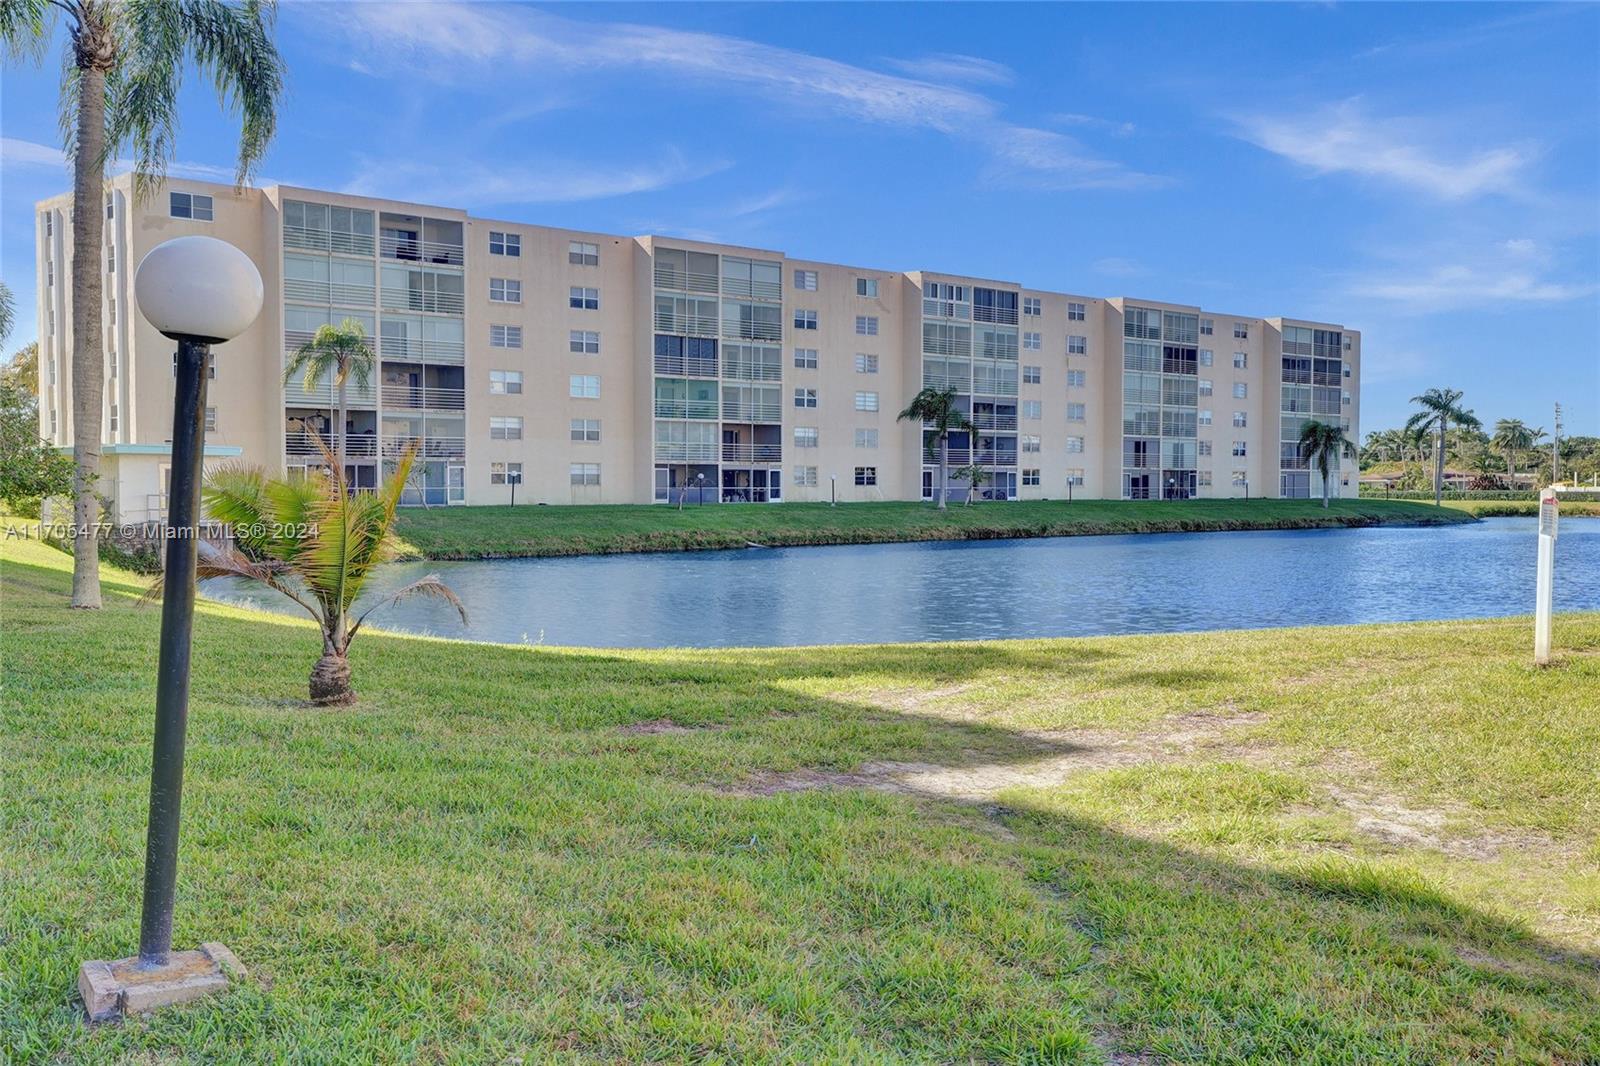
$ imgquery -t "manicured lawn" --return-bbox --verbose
[3,534,1598,1062]
[1443,499,1600,518]
[392,497,1474,560]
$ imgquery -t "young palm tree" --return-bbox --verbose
[284,318,376,479]
[152,441,464,705]
[955,463,988,506]
[1405,388,1480,507]
[896,387,974,510]
[1491,418,1536,484]
[1,0,285,609]
[1297,420,1356,508]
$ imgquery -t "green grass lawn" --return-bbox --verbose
[391,497,1474,560]
[1443,499,1600,518]
[4,534,1598,1062]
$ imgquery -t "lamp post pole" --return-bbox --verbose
[509,471,520,507]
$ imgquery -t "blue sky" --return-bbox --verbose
[4,1,1596,434]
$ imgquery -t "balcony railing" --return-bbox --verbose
[283,225,374,257]
[923,298,971,320]
[382,434,466,459]
[381,384,465,411]
[969,412,1018,432]
[653,265,719,294]
[653,353,719,378]
[654,441,719,462]
[723,319,783,342]
[380,287,465,316]
[1122,456,1159,470]
[653,310,720,337]
[922,369,970,391]
[721,276,783,301]
[653,399,720,420]
[379,235,464,267]
[721,401,782,423]
[286,431,378,457]
[722,359,783,382]
[283,278,376,307]
[972,304,1019,325]
[932,449,1019,466]
[721,443,782,463]
[922,335,970,356]
[380,335,465,364]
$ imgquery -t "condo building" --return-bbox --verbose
[34,176,1360,520]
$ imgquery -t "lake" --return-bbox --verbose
[203,517,1600,648]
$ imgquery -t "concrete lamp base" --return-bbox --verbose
[78,943,246,1023]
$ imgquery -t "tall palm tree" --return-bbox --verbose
[1297,420,1356,509]
[896,387,974,510]
[1405,388,1480,506]
[1491,418,1536,484]
[0,280,14,344]
[2,0,284,609]
[284,319,375,480]
[152,440,464,705]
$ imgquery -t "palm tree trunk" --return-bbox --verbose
[336,373,348,489]
[1321,456,1331,508]
[1434,424,1446,507]
[69,47,111,609]
[937,434,948,510]
[309,648,354,705]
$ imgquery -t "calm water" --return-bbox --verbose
[203,517,1600,648]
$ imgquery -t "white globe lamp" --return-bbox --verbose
[134,235,263,343]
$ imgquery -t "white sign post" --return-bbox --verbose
[1534,488,1558,666]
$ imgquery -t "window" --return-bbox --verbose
[1199,409,1213,426]
[1343,365,1353,379]
[169,192,213,221]
[1068,301,1086,321]
[568,240,599,266]
[1066,468,1085,487]
[172,351,216,379]
[490,324,522,348]
[1022,469,1041,487]
[855,428,878,448]
[490,461,523,485]
[854,466,877,486]
[1200,349,1213,367]
[107,299,115,325]
[569,374,600,398]
[489,278,521,303]
[489,369,523,395]
[569,286,599,310]
[1023,365,1042,384]
[108,351,117,378]
[794,387,817,409]
[204,407,217,431]
[1232,382,1248,398]
[569,463,601,486]
[489,231,520,256]
[1198,471,1213,488]
[1196,379,1213,397]
[1023,297,1041,316]
[1067,335,1087,354]
[109,403,118,433]
[794,269,817,291]
[1233,322,1249,339]
[1233,352,1248,370]
[1022,434,1041,453]
[106,194,113,219]
[46,261,53,287]
[1232,470,1248,486]
[106,246,113,273]
[1067,402,1086,422]
[1198,440,1213,457]
[490,415,523,439]
[856,277,879,298]
[794,309,817,330]
[1200,318,1214,336]
[1066,369,1086,388]
[44,213,51,238]
[854,391,879,412]
[1066,435,1084,453]
[794,427,818,448]
[570,418,601,442]
[1023,331,1041,351]
[855,353,878,374]
[855,315,878,336]
[1022,400,1042,420]
[1233,441,1248,457]
[793,466,818,487]
[794,347,818,369]
[1232,411,1248,427]
[569,330,600,354]
[1343,390,1352,406]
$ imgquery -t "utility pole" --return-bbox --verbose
[1552,403,1563,485]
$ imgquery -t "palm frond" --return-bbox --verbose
[141,540,324,626]
[348,575,467,642]
[0,0,55,64]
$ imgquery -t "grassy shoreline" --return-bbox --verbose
[5,532,1598,1061]
[392,497,1476,561]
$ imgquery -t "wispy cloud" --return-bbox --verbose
[883,52,1014,87]
[342,150,730,208]
[1050,113,1137,138]
[1092,256,1147,278]
[2,136,265,185]
[728,187,807,218]
[315,2,1162,194]
[1231,99,1533,200]
[1345,238,1596,312]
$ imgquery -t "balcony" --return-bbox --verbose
[723,319,783,343]
[283,277,376,307]
[283,225,374,257]
[382,434,466,460]
[381,384,465,411]
[722,358,783,382]
[921,368,970,391]
[972,305,1019,326]
[935,449,1019,466]
[654,264,719,294]
[286,431,378,458]
[653,398,720,420]
[379,234,463,267]
[969,412,1018,432]
[654,441,718,463]
[380,335,465,364]
[380,286,465,317]
[721,443,782,463]
[721,275,782,301]
[721,400,782,423]
[653,352,719,378]
[653,309,720,337]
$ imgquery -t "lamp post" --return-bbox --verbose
[79,237,262,1023]
[508,470,521,507]
[696,472,705,506]
[830,473,836,506]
